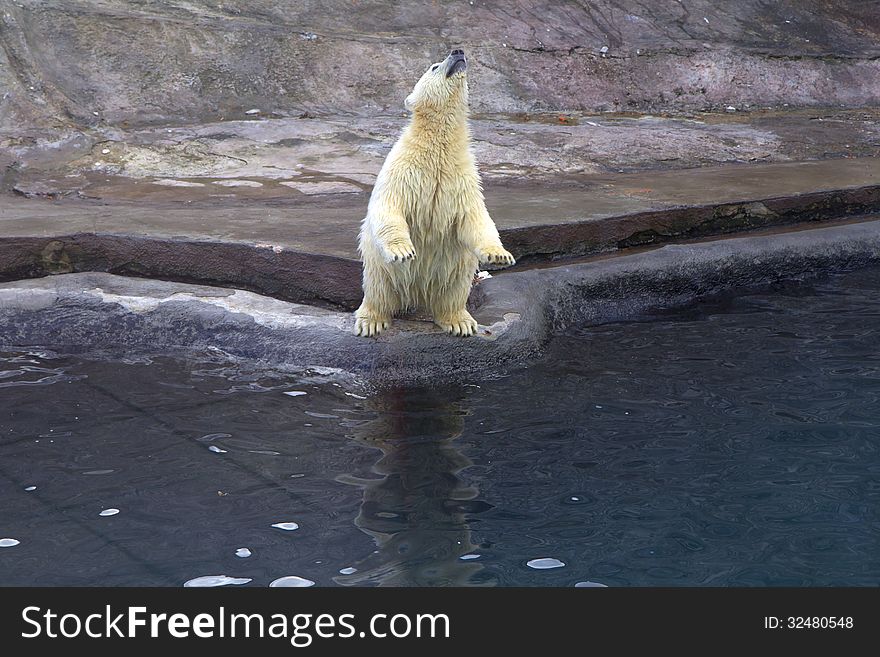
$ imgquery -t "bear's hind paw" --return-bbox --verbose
[435,312,479,337]
[354,316,390,338]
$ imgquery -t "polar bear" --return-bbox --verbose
[354,49,515,337]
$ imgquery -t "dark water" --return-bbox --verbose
[2,267,880,587]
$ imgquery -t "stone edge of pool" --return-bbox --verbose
[3,169,880,312]
[2,218,879,386]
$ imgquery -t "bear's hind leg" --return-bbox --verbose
[354,263,400,337]
[430,272,478,337]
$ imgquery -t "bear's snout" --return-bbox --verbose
[446,49,467,77]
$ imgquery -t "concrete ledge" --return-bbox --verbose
[0,234,361,310]
[3,158,880,310]
[2,218,879,386]
[504,183,880,261]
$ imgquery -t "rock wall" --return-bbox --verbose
[2,0,879,133]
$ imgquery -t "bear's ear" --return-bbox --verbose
[404,92,417,112]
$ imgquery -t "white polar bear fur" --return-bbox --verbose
[354,51,515,338]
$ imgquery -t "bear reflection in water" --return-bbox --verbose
[335,387,495,586]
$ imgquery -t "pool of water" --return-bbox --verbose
[2,267,879,586]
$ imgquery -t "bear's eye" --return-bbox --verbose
[430,64,439,72]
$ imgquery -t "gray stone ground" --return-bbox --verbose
[7,110,880,196]
[4,1,880,190]
[3,1,880,384]
[3,157,879,310]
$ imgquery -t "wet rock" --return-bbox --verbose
[279,181,363,195]
[3,218,880,386]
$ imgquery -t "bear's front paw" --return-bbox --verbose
[434,311,479,337]
[476,245,516,267]
[383,239,417,263]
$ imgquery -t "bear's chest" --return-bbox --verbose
[404,171,470,231]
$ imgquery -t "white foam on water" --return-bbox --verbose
[235,548,252,558]
[25,486,36,491]
[199,433,231,442]
[459,554,481,560]
[184,575,252,588]
[269,576,314,588]
[283,391,307,397]
[338,567,357,575]
[526,558,565,570]
[271,522,299,531]
[0,538,20,547]
[99,508,120,517]
[574,581,608,587]
[208,446,227,453]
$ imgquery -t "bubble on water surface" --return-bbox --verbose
[574,581,608,588]
[339,567,357,575]
[208,446,227,453]
[460,554,481,560]
[271,522,299,531]
[0,538,20,547]
[527,558,565,570]
[269,576,314,587]
[283,391,307,397]
[99,508,120,516]
[235,548,252,558]
[24,486,36,491]
[184,575,252,587]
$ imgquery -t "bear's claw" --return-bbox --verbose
[435,312,479,337]
[384,240,417,263]
[354,316,390,337]
[476,246,516,267]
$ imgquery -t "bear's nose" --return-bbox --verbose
[450,49,464,56]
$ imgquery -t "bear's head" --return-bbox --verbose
[404,49,469,117]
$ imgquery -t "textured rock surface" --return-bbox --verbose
[3,159,880,309]
[3,0,880,131]
[3,1,879,366]
[3,218,880,386]
[3,1,880,191]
